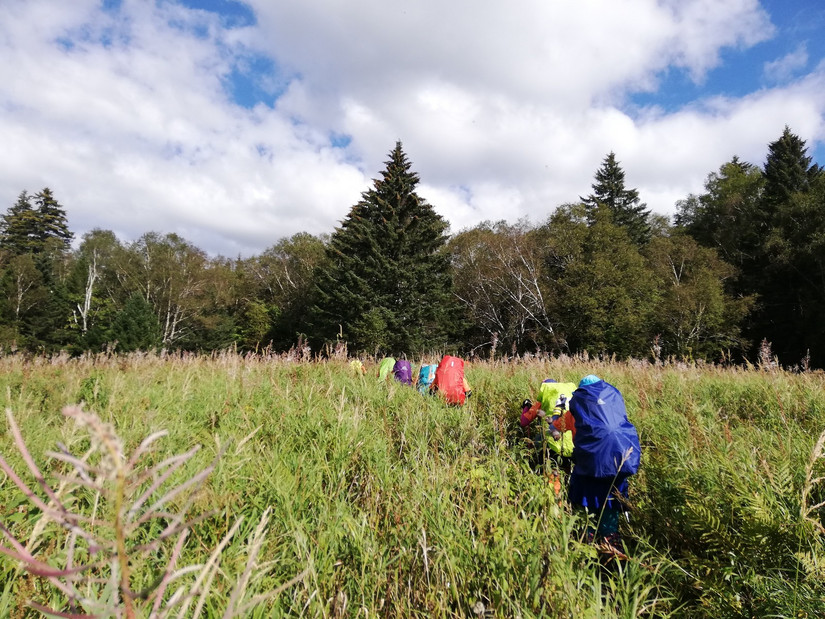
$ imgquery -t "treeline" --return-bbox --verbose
[1,129,822,366]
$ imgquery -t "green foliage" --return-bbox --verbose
[0,191,41,255]
[581,152,651,246]
[674,156,764,271]
[242,232,329,350]
[121,232,210,346]
[644,233,752,361]
[32,187,73,250]
[0,253,48,325]
[676,127,825,367]
[238,300,273,350]
[311,142,458,355]
[749,128,823,367]
[66,228,125,343]
[759,170,825,367]
[108,293,162,352]
[0,189,75,352]
[545,204,655,357]
[0,188,73,256]
[763,126,821,213]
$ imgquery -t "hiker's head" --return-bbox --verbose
[579,374,600,387]
[542,378,557,383]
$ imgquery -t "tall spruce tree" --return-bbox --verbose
[311,142,456,354]
[0,188,73,256]
[0,191,40,255]
[762,126,821,216]
[581,152,651,246]
[0,189,74,351]
[752,127,824,365]
[33,188,73,250]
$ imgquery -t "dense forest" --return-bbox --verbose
[1,128,822,367]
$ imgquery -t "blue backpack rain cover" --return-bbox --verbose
[417,364,437,394]
[569,380,640,479]
[393,359,413,385]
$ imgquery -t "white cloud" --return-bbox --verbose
[0,0,821,257]
[763,44,809,84]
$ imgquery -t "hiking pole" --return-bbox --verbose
[538,415,546,475]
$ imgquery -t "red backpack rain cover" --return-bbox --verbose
[433,355,466,405]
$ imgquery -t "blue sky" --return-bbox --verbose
[1,0,823,256]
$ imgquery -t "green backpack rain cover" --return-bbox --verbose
[378,357,396,381]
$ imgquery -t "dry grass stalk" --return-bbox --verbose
[802,428,825,535]
[0,405,304,617]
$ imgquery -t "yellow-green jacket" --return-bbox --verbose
[538,381,576,457]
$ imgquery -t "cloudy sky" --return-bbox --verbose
[2,0,824,257]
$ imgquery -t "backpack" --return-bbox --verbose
[417,364,437,394]
[432,355,467,405]
[350,359,366,375]
[393,359,413,385]
[537,380,576,413]
[569,380,640,479]
[377,357,396,381]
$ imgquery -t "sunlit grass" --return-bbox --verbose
[1,351,824,617]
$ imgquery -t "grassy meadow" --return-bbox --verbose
[1,351,825,617]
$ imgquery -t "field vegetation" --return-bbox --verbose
[1,351,825,617]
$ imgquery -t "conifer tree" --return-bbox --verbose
[0,191,40,255]
[311,142,456,354]
[0,189,75,350]
[108,293,162,352]
[0,188,73,256]
[762,126,821,215]
[581,152,651,246]
[757,171,825,366]
[33,187,73,250]
[753,127,824,365]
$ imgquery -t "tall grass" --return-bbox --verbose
[1,351,824,617]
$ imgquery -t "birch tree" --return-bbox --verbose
[241,232,327,348]
[70,229,123,336]
[6,254,47,322]
[118,233,208,346]
[449,221,558,356]
[645,234,752,360]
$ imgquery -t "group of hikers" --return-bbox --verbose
[356,354,472,405]
[519,375,641,550]
[354,354,640,551]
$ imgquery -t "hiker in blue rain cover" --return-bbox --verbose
[568,375,641,549]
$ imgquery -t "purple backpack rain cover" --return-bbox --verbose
[393,359,413,385]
